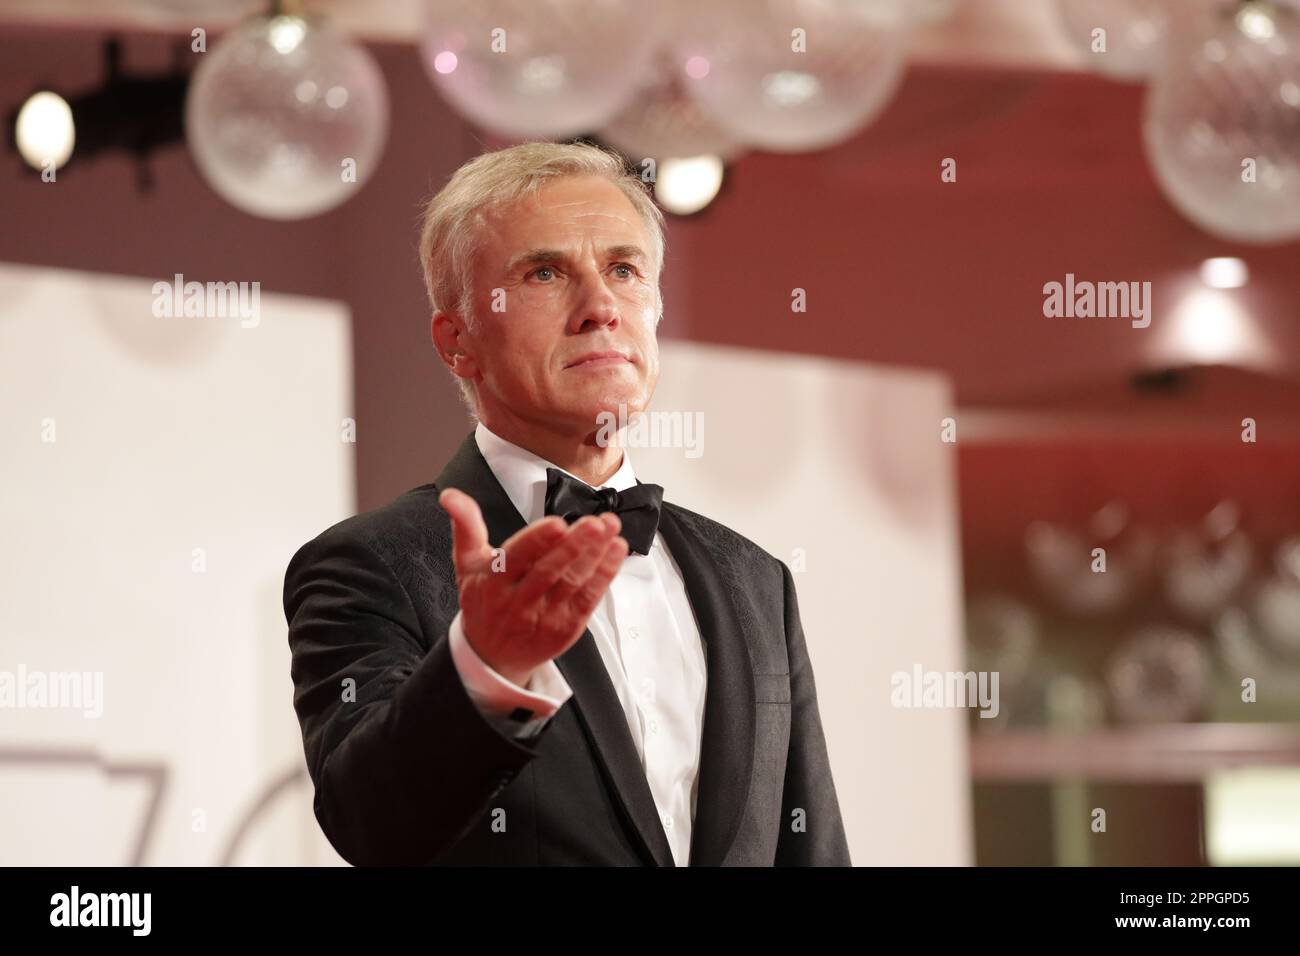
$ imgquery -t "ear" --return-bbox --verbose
[431,311,481,382]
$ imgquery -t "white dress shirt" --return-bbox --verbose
[447,422,708,865]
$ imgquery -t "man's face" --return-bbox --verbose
[453,174,660,436]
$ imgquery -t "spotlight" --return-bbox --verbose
[6,38,188,190]
[14,91,75,172]
[1199,257,1249,289]
[653,155,725,216]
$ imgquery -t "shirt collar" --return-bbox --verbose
[473,421,639,526]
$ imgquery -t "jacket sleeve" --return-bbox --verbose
[773,559,853,866]
[283,530,544,866]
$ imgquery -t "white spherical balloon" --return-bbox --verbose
[1144,2,1300,244]
[601,65,744,164]
[1057,0,1172,80]
[676,0,909,153]
[422,0,666,139]
[1107,627,1212,724]
[186,14,389,220]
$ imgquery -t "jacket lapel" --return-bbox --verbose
[657,504,756,867]
[435,432,676,867]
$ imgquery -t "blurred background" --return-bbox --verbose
[1,0,1299,866]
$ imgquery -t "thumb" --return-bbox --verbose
[439,487,493,578]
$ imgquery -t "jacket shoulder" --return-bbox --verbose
[308,482,448,554]
[285,482,456,613]
[663,500,785,575]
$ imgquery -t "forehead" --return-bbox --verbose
[480,174,650,256]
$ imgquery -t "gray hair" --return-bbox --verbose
[417,141,667,416]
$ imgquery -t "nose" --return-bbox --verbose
[567,265,620,334]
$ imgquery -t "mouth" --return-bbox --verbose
[564,350,632,370]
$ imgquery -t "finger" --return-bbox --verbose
[439,488,493,577]
[498,515,569,582]
[545,518,623,606]
[571,535,630,620]
[510,515,613,609]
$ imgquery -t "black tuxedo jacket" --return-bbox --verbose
[283,431,851,866]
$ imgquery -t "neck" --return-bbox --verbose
[480,414,624,487]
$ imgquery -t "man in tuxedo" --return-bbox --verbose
[284,142,850,866]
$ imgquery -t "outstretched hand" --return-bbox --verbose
[439,487,630,687]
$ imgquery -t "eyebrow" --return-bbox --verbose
[503,244,649,276]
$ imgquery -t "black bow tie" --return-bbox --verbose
[543,467,663,556]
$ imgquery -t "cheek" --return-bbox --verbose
[643,350,661,388]
[627,282,657,310]
[480,324,546,390]
[621,290,659,332]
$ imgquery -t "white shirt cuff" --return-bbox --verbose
[448,610,573,738]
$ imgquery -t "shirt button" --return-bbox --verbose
[628,626,641,640]
[661,813,674,830]
[647,717,659,735]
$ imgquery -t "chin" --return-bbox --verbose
[563,392,648,431]
[599,391,650,417]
